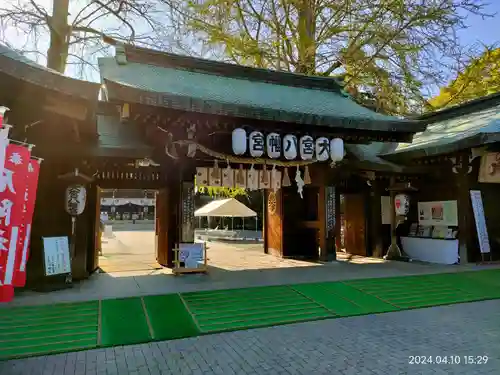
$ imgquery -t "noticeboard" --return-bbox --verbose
[181,182,195,242]
[42,236,71,276]
[173,242,207,275]
[325,186,335,235]
[417,200,458,226]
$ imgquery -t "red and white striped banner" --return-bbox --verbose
[13,158,40,287]
[0,143,31,302]
[0,125,10,300]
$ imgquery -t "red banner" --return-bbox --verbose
[0,143,30,302]
[13,159,40,287]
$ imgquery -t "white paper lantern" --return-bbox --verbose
[231,128,247,155]
[249,131,265,157]
[315,137,330,162]
[330,138,344,162]
[65,185,87,216]
[266,132,281,159]
[395,194,410,216]
[283,134,298,160]
[299,136,314,160]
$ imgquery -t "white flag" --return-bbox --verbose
[0,126,10,187]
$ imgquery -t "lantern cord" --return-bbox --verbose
[173,139,318,167]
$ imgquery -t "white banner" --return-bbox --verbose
[470,190,490,254]
[381,196,391,225]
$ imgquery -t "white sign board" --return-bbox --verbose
[381,196,391,225]
[179,243,205,269]
[470,190,491,254]
[42,236,71,276]
[418,200,458,226]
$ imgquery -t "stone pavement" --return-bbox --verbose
[5,254,492,308]
[4,227,494,308]
[2,299,499,375]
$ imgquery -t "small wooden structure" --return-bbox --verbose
[172,242,208,275]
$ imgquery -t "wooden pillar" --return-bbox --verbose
[86,184,100,274]
[334,188,342,254]
[455,152,472,264]
[155,188,170,266]
[318,186,327,260]
[264,189,283,257]
[369,179,384,258]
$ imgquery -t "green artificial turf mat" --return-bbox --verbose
[182,285,298,303]
[462,270,500,288]
[100,297,151,347]
[0,301,99,360]
[182,286,333,333]
[344,272,498,309]
[324,282,399,313]
[143,294,200,340]
[3,269,500,361]
[292,285,368,316]
[293,282,400,316]
[199,311,333,333]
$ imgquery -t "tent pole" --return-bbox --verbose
[231,216,234,231]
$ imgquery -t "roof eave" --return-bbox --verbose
[0,53,100,101]
[381,132,500,161]
[103,79,426,134]
[415,92,500,125]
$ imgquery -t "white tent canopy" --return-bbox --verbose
[195,198,257,217]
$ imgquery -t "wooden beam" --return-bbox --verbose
[43,95,88,121]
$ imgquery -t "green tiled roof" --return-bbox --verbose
[383,104,500,159]
[0,44,99,101]
[98,46,424,133]
[95,115,153,157]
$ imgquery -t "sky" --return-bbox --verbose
[457,2,500,47]
[1,0,499,88]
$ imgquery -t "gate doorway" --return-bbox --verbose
[97,188,162,273]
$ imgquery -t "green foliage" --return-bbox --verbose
[429,47,500,110]
[194,176,248,197]
[196,185,248,198]
[180,0,492,116]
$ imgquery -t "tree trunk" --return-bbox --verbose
[296,0,316,74]
[46,0,70,73]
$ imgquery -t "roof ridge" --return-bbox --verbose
[119,44,348,95]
